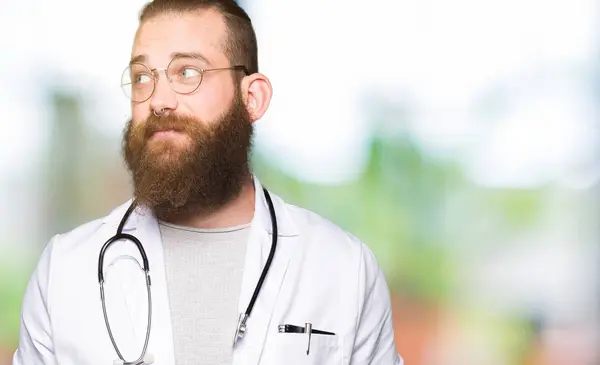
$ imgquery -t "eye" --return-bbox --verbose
[181,67,200,78]
[134,73,153,85]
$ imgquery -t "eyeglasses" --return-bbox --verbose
[121,55,248,103]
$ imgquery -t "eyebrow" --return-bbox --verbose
[129,51,211,66]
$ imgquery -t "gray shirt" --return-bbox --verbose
[159,221,250,365]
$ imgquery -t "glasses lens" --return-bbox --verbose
[167,56,204,94]
[121,63,155,102]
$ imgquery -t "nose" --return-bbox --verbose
[149,68,177,115]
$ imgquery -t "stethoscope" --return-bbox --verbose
[97,188,278,365]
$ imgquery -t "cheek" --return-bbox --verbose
[181,81,235,122]
[132,103,150,124]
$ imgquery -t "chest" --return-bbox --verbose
[49,231,357,365]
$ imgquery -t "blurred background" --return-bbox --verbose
[1,0,599,364]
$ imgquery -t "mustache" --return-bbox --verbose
[143,114,197,140]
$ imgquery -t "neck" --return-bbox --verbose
[168,174,256,229]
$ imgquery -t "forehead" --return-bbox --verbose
[132,9,228,66]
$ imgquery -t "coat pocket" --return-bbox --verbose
[259,332,343,365]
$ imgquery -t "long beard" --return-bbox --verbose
[122,95,253,222]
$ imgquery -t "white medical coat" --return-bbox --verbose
[13,178,403,365]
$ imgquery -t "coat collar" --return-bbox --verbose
[100,175,300,237]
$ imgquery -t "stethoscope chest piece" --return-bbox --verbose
[232,313,249,347]
[112,352,154,365]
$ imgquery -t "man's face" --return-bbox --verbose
[122,10,253,222]
[130,9,237,125]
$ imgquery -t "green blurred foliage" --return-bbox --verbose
[253,134,546,306]
[254,136,463,303]
[0,253,33,350]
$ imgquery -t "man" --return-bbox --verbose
[13,0,403,364]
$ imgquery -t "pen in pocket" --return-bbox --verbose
[278,324,335,335]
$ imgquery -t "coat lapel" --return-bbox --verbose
[233,181,301,365]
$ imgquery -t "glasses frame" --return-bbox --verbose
[121,55,249,103]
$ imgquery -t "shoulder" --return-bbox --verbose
[285,200,361,244]
[23,201,131,308]
[280,199,380,275]
[44,200,133,260]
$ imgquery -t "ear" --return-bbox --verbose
[240,72,272,122]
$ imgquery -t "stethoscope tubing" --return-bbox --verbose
[97,188,277,364]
